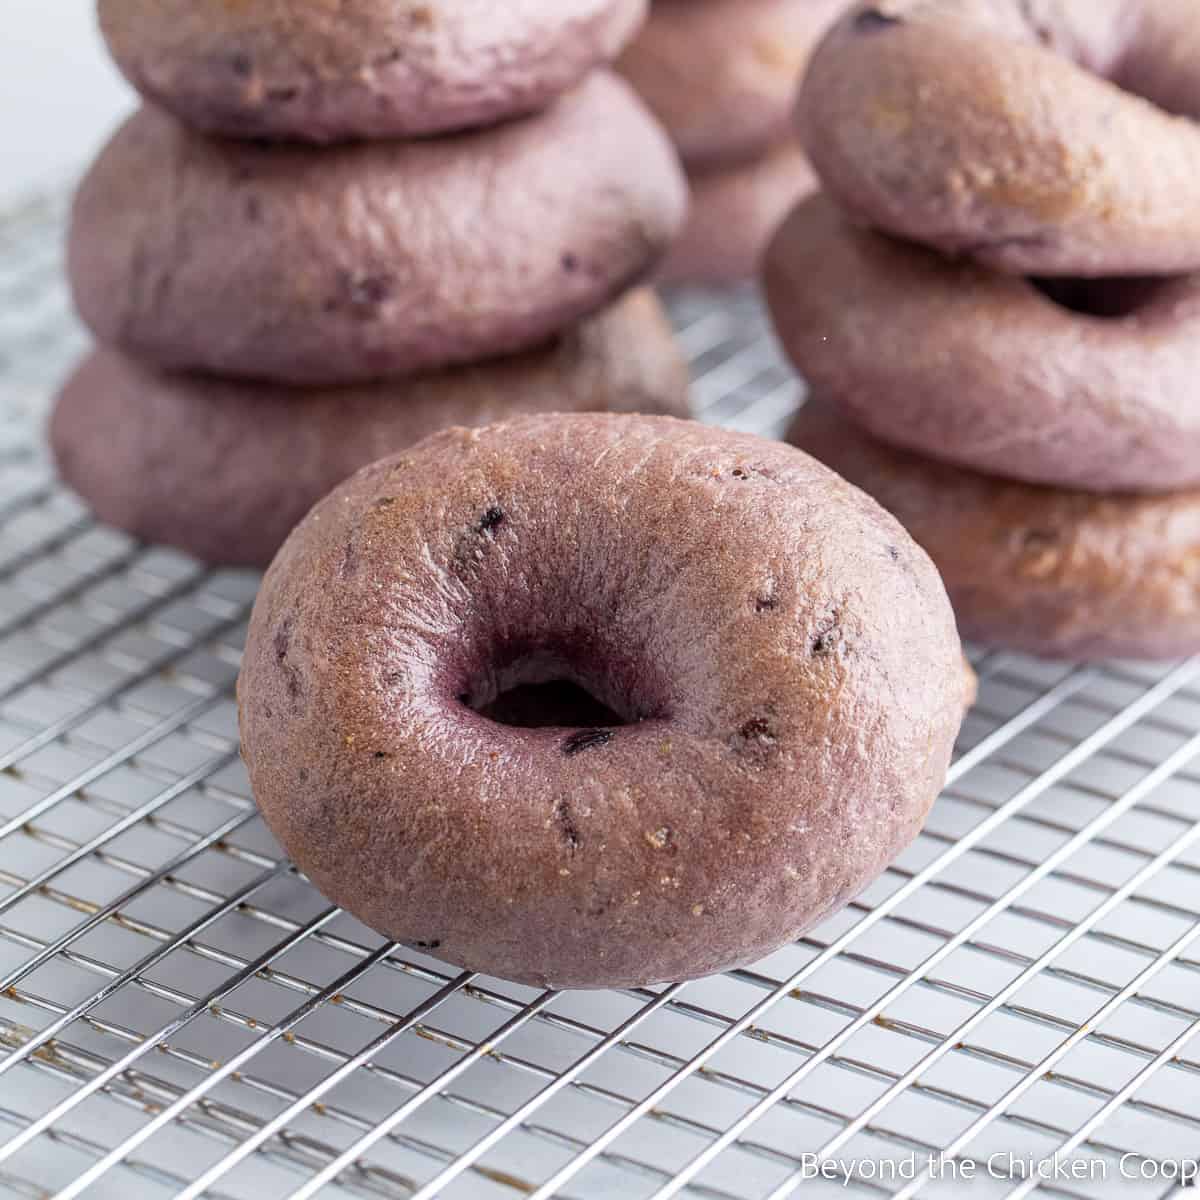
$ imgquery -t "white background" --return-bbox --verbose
[0,0,135,205]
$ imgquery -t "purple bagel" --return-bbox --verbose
[618,0,848,169]
[238,413,968,989]
[98,0,647,143]
[765,194,1200,494]
[68,75,687,386]
[801,0,1200,276]
[51,291,688,568]
[790,399,1200,662]
[662,142,816,285]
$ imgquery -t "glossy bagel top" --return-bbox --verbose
[800,0,1200,276]
[98,0,648,142]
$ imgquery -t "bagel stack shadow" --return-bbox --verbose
[617,0,849,284]
[767,0,1200,662]
[53,0,690,569]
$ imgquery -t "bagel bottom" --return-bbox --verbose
[789,400,1200,661]
[51,290,689,569]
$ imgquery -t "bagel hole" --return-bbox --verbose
[461,648,660,731]
[1029,275,1166,318]
[476,680,626,730]
[1107,56,1199,122]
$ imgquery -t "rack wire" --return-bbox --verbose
[2,189,1200,1200]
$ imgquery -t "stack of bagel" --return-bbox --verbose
[771,0,1200,661]
[618,0,849,283]
[52,0,690,568]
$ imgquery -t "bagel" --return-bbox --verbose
[618,0,847,168]
[800,0,1200,276]
[68,75,687,385]
[51,291,688,568]
[663,142,816,285]
[789,399,1200,661]
[98,0,647,142]
[765,194,1200,494]
[238,412,968,988]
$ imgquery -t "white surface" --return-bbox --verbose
[0,0,135,205]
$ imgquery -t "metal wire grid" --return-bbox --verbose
[1,192,1200,1200]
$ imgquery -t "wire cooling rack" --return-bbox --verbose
[2,190,1200,1200]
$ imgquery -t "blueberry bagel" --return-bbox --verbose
[766,195,1200,494]
[238,412,969,988]
[51,291,688,568]
[99,0,647,142]
[790,399,1200,661]
[619,0,847,168]
[801,0,1200,276]
[68,76,686,385]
